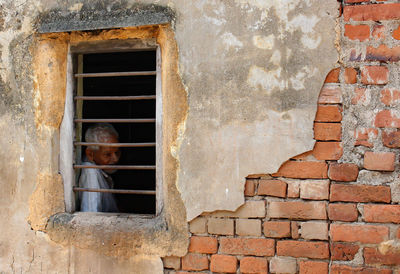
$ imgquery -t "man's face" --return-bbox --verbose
[86,134,121,174]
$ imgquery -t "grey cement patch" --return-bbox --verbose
[37,3,174,33]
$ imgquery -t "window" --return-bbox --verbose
[68,39,162,215]
[36,25,188,257]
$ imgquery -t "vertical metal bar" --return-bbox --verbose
[76,54,84,165]
[156,45,163,216]
[75,54,84,195]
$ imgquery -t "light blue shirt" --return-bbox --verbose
[79,161,119,212]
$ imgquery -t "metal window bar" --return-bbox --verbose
[74,118,156,123]
[73,187,156,195]
[73,52,158,210]
[74,142,156,147]
[74,95,156,101]
[74,165,156,170]
[74,71,156,78]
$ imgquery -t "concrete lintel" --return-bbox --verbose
[36,4,174,33]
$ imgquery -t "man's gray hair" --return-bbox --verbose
[85,123,119,150]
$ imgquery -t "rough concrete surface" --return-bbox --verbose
[0,0,338,272]
[175,0,339,220]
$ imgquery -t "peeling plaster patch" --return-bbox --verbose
[28,172,65,230]
[0,30,15,82]
[235,0,311,22]
[204,15,226,26]
[222,32,243,51]
[290,66,319,91]
[286,15,320,33]
[68,3,83,12]
[253,35,274,50]
[270,50,281,66]
[247,65,286,93]
[301,33,322,49]
[171,119,187,159]
[286,47,292,60]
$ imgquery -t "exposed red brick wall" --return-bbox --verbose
[164,1,400,273]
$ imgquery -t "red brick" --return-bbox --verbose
[329,163,359,182]
[263,221,291,238]
[313,142,343,160]
[383,131,400,148]
[287,180,300,198]
[354,128,378,147]
[324,68,340,83]
[315,105,342,122]
[269,201,327,220]
[273,161,328,179]
[300,180,329,200]
[318,86,342,104]
[345,24,370,41]
[344,3,400,21]
[331,243,360,261]
[345,67,357,84]
[240,257,268,274]
[270,257,297,273]
[367,44,400,62]
[219,238,275,256]
[331,265,392,274]
[236,219,261,236]
[189,217,207,234]
[163,256,181,270]
[345,0,369,2]
[246,174,263,179]
[244,179,256,196]
[291,150,313,161]
[381,88,400,106]
[364,247,400,266]
[177,272,208,274]
[181,253,209,271]
[207,218,234,235]
[299,261,328,274]
[330,184,391,203]
[291,221,300,239]
[351,87,368,105]
[188,236,218,254]
[210,255,237,273]
[375,110,400,128]
[330,224,389,244]
[300,222,328,240]
[364,151,395,171]
[314,123,341,141]
[361,66,389,85]
[328,203,358,222]
[364,204,400,224]
[394,25,400,40]
[207,201,265,219]
[277,240,329,259]
[257,179,286,197]
[372,25,385,40]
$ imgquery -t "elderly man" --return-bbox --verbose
[79,123,121,212]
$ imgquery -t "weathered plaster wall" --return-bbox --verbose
[174,0,339,220]
[0,0,338,272]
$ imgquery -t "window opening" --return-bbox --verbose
[72,49,159,215]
